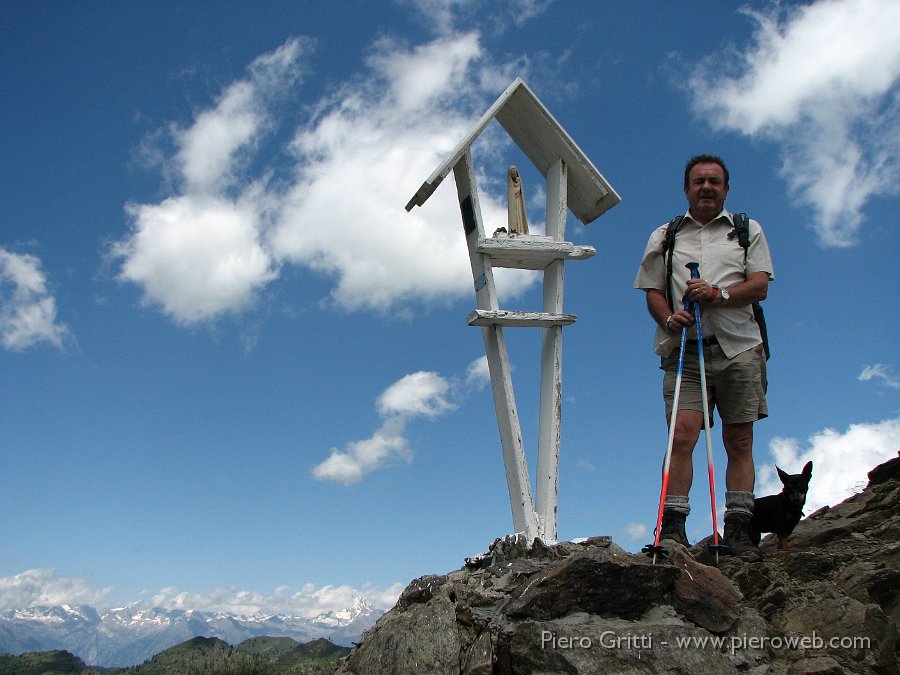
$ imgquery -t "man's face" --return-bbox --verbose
[685,162,728,224]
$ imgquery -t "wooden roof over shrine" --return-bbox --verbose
[405,77,620,224]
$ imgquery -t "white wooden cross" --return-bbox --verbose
[406,78,620,543]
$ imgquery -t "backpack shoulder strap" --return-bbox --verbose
[731,212,771,359]
[731,212,750,261]
[662,215,684,252]
[662,215,684,311]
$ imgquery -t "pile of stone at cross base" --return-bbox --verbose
[338,454,899,674]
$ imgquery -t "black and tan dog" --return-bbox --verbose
[750,461,813,549]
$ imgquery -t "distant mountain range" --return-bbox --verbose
[0,597,381,668]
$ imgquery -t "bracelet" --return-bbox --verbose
[664,315,674,333]
[709,286,719,303]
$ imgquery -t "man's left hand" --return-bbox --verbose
[685,278,717,303]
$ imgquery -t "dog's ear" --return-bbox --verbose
[777,466,789,482]
[802,461,813,477]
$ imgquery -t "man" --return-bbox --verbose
[634,154,773,560]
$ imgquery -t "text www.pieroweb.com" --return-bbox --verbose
[540,630,871,654]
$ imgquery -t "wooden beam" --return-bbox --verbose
[468,309,577,328]
[406,79,524,213]
[476,236,595,270]
[453,151,540,541]
[535,158,567,543]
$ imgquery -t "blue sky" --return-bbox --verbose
[2,0,899,617]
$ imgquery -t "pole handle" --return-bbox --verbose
[682,262,700,312]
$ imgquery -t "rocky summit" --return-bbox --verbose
[338,454,899,674]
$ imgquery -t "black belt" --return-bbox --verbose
[686,337,717,346]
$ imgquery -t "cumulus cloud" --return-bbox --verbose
[0,569,111,611]
[859,363,900,389]
[115,195,280,325]
[0,248,71,351]
[111,39,308,325]
[269,31,537,313]
[114,31,539,326]
[314,357,487,484]
[688,0,900,246]
[758,415,900,514]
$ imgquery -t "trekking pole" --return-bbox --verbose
[686,262,728,563]
[643,286,694,564]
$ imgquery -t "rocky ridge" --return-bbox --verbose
[339,454,900,674]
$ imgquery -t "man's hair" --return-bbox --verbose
[684,154,729,190]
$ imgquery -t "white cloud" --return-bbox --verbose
[174,84,261,194]
[313,417,413,485]
[175,38,310,194]
[115,32,539,326]
[0,248,71,351]
[758,415,900,514]
[859,363,900,389]
[0,569,111,611]
[399,0,555,35]
[465,355,490,390]
[269,31,537,313]
[149,580,403,617]
[112,38,309,325]
[313,371,455,485]
[0,568,401,617]
[688,0,900,246]
[623,522,648,542]
[114,195,279,325]
[377,371,456,417]
[314,358,496,485]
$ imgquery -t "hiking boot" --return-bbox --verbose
[724,514,762,562]
[659,511,689,547]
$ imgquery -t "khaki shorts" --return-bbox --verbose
[662,341,768,425]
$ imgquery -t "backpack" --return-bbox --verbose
[662,212,770,359]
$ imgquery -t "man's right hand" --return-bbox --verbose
[665,310,694,334]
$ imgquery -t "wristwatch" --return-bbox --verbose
[720,287,731,305]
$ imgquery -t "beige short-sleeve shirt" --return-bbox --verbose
[634,210,774,358]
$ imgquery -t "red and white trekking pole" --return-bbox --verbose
[643,280,694,564]
[687,262,728,563]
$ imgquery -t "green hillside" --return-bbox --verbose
[0,636,349,674]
